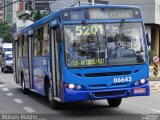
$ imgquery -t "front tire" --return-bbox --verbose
[107,98,122,107]
[48,86,61,109]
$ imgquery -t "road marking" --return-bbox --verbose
[7,93,13,96]
[150,109,160,113]
[14,99,23,103]
[2,88,9,91]
[23,107,35,113]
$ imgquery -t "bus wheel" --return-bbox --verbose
[48,86,61,109]
[107,98,122,107]
[22,77,28,94]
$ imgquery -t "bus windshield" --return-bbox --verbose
[64,22,146,67]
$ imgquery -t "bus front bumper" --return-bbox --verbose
[63,82,150,102]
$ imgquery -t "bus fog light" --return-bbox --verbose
[134,81,139,86]
[140,79,146,84]
[68,84,75,89]
[76,85,82,90]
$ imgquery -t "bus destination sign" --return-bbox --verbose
[62,8,141,20]
[89,9,134,19]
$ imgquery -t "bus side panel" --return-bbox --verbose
[32,56,50,96]
[18,57,29,88]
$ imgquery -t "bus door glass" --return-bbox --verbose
[51,26,61,98]
[13,40,19,83]
[28,36,33,88]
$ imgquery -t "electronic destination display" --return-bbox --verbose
[62,8,141,20]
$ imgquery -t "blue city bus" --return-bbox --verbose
[13,4,150,109]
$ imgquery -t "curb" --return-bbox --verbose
[149,76,160,81]
[0,77,5,85]
[151,83,160,90]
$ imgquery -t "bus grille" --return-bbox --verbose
[94,90,126,97]
[84,71,131,77]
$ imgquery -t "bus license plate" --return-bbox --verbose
[134,88,146,94]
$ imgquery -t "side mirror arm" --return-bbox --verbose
[146,32,151,46]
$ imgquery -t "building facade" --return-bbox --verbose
[0,0,3,22]
[3,0,13,24]
[13,0,32,31]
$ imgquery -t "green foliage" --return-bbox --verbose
[0,22,13,43]
[149,49,155,65]
[19,10,49,22]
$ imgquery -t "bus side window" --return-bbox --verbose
[33,28,43,56]
[23,34,28,57]
[42,25,49,56]
[18,36,23,57]
[34,25,49,57]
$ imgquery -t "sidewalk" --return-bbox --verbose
[149,65,160,70]
[150,81,160,90]
[0,76,5,85]
[149,65,160,81]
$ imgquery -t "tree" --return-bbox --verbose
[0,22,13,43]
[19,10,49,22]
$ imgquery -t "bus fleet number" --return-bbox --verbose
[113,77,132,83]
[76,25,103,36]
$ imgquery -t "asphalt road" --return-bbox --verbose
[0,72,160,120]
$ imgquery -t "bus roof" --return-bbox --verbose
[14,4,141,37]
[62,4,141,11]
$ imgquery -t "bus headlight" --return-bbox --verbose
[140,79,146,84]
[76,85,82,90]
[133,79,147,86]
[64,83,85,90]
[68,84,75,89]
[134,81,139,86]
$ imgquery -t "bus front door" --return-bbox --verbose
[28,36,33,89]
[13,40,19,83]
[51,27,62,101]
